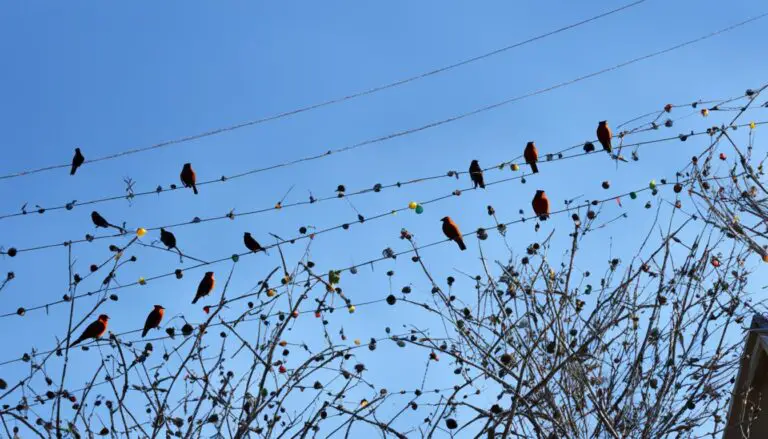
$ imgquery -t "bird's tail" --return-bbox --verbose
[192,184,199,195]
[70,167,76,176]
[479,182,486,189]
[142,328,149,338]
[457,238,467,251]
[605,146,612,155]
[530,163,539,174]
[108,224,125,234]
[69,337,83,348]
[192,295,200,304]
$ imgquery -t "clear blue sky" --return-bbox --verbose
[0,1,766,436]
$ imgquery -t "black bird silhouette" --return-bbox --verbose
[180,163,198,195]
[160,228,183,260]
[243,232,265,253]
[70,148,85,176]
[469,160,485,189]
[91,211,124,233]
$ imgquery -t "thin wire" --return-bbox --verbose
[6,117,761,257]
[0,171,730,320]
[0,1,647,181]
[0,88,757,224]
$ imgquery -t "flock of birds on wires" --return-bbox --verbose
[5,109,728,353]
[0,7,767,435]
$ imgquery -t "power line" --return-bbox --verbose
[0,86,757,225]
[2,13,763,224]
[0,170,731,320]
[0,1,648,182]
[5,115,760,258]
[0,14,761,224]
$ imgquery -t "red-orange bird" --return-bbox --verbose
[524,142,539,174]
[441,216,467,251]
[69,314,109,347]
[180,163,198,195]
[532,190,550,220]
[192,272,215,304]
[70,148,85,176]
[469,160,485,189]
[142,305,165,337]
[596,121,612,155]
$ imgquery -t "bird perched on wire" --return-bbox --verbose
[142,305,165,337]
[69,314,109,347]
[192,272,215,304]
[597,121,612,155]
[441,216,467,251]
[160,228,183,260]
[70,148,85,176]
[243,232,266,253]
[180,163,198,195]
[532,190,550,220]
[91,211,124,233]
[469,160,485,189]
[524,142,539,174]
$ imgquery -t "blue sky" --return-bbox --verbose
[1,1,767,436]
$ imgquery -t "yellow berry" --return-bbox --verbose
[354,339,361,345]
[511,164,520,171]
[348,305,356,314]
[408,201,418,209]
[750,121,756,130]
[136,227,147,237]
[267,289,276,297]
[138,277,146,285]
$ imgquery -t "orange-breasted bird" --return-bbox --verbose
[532,190,550,220]
[192,272,215,304]
[142,305,165,337]
[70,148,85,176]
[469,160,485,189]
[597,121,612,155]
[69,314,109,347]
[441,216,467,251]
[91,211,124,233]
[243,232,265,253]
[524,142,539,174]
[180,163,198,195]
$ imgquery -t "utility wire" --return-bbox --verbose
[0,88,757,224]
[4,115,761,257]
[1,12,762,223]
[0,1,648,181]
[0,171,733,320]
